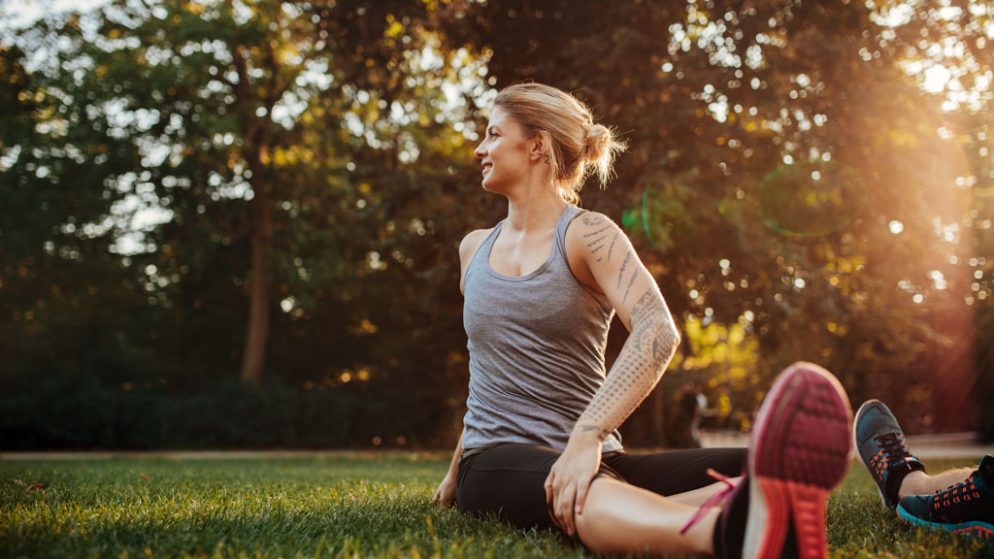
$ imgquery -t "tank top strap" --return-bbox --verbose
[466,219,504,278]
[477,220,504,259]
[554,205,615,311]
[471,207,578,279]
[554,204,585,256]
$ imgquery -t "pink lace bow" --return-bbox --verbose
[679,468,738,535]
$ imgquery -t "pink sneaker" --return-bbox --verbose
[743,362,853,559]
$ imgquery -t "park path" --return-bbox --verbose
[699,430,993,459]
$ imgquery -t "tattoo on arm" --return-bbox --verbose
[575,289,680,440]
[584,226,611,253]
[607,232,620,262]
[579,213,623,264]
[616,250,632,289]
[581,212,606,227]
[583,225,612,239]
[582,218,616,263]
[622,268,638,304]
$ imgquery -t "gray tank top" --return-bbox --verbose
[461,204,623,458]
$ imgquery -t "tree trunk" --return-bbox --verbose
[227,5,278,384]
[239,146,273,384]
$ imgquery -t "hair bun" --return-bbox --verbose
[584,124,611,163]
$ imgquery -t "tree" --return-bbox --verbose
[440,0,994,438]
[2,0,497,447]
[3,0,480,384]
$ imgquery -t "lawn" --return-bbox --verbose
[2,453,991,558]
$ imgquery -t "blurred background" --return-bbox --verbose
[0,0,991,451]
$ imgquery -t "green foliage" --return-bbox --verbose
[2,0,993,448]
[0,375,417,450]
[1,0,489,445]
[440,0,994,439]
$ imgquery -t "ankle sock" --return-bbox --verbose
[712,477,749,558]
[978,455,993,484]
[885,460,926,504]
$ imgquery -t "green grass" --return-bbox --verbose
[1,454,991,558]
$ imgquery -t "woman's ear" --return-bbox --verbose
[530,131,551,163]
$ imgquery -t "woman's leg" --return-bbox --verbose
[575,475,720,555]
[579,362,854,559]
[456,443,563,532]
[604,447,746,503]
[457,363,852,558]
[456,442,721,555]
[574,447,746,554]
[668,476,744,506]
[899,468,975,499]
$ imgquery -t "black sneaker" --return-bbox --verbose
[709,470,800,559]
[896,455,994,539]
[709,362,852,559]
[853,399,926,509]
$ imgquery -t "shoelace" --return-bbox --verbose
[875,432,911,461]
[933,472,981,510]
[680,468,737,535]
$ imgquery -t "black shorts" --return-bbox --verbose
[455,442,745,537]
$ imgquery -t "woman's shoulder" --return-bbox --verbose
[459,227,497,296]
[562,209,626,297]
[459,226,498,260]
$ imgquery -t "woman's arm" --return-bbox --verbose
[572,211,681,440]
[573,291,679,441]
[448,430,463,474]
[432,429,462,507]
[544,211,680,535]
[435,231,481,507]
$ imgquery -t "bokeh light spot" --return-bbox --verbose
[757,160,867,236]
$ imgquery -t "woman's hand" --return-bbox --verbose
[544,429,602,537]
[431,471,458,508]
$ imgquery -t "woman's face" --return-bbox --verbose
[474,106,537,193]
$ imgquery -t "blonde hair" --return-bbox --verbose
[494,82,628,205]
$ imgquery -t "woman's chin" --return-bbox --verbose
[482,174,513,195]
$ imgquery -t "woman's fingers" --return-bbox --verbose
[547,468,591,536]
[574,475,591,515]
[545,471,566,531]
[544,470,555,507]
[558,484,577,536]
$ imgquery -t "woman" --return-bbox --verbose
[431,82,853,558]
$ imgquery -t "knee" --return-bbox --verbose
[575,509,604,553]
[575,477,614,552]
[574,505,597,539]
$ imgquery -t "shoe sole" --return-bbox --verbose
[743,362,853,559]
[897,503,994,540]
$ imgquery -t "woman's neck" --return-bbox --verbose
[504,192,568,234]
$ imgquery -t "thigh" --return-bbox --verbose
[456,443,560,531]
[603,447,746,497]
[455,443,623,533]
